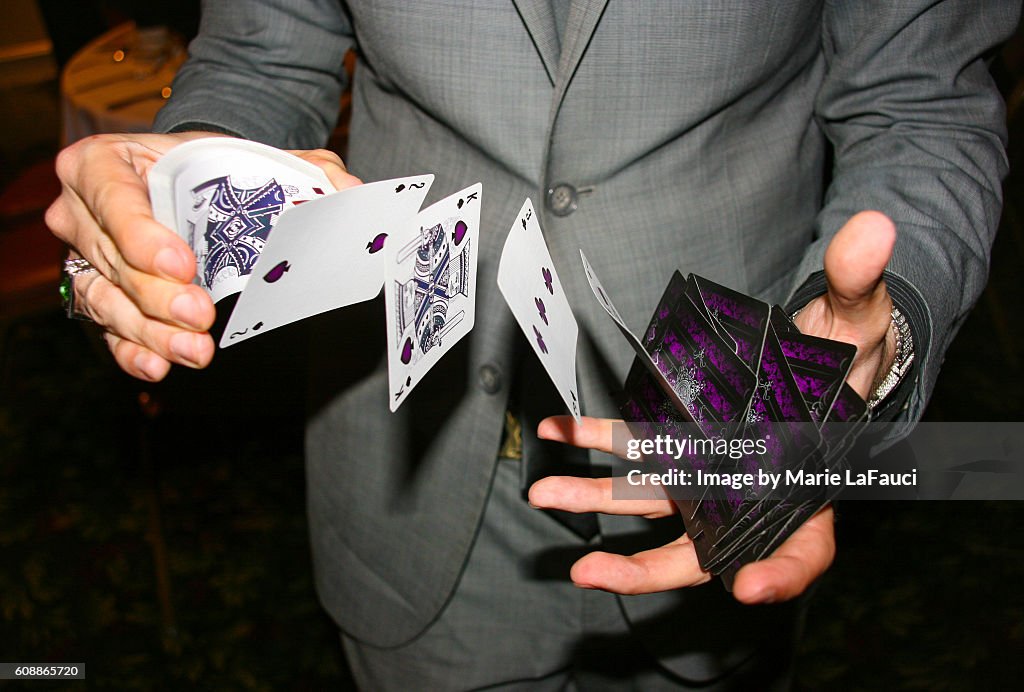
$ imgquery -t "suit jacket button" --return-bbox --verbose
[478,364,503,394]
[546,183,578,217]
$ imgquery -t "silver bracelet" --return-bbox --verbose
[867,306,914,409]
[59,257,98,321]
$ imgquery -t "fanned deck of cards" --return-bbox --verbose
[149,137,482,411]
[581,254,870,589]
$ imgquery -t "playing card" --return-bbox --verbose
[820,381,870,459]
[497,199,580,422]
[700,325,823,558]
[689,275,770,374]
[745,323,817,428]
[221,175,434,347]
[385,183,481,411]
[149,137,335,302]
[642,273,737,354]
[703,316,856,578]
[620,360,691,430]
[703,469,828,574]
[714,487,832,590]
[582,256,755,439]
[615,272,759,555]
[582,252,693,422]
[712,396,854,582]
[769,307,856,427]
[644,282,757,440]
[703,501,791,574]
[579,250,627,328]
[680,274,738,350]
[772,306,795,333]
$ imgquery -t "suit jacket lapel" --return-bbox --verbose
[515,0,610,185]
[553,0,610,107]
[511,0,560,85]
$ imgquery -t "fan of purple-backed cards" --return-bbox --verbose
[581,256,869,590]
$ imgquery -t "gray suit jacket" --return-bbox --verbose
[156,0,1017,680]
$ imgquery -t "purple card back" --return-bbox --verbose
[690,275,770,373]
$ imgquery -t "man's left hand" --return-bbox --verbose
[528,210,898,604]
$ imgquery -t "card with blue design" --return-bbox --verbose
[148,137,438,349]
[150,137,336,303]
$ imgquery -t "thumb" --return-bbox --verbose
[823,210,896,326]
[289,148,363,192]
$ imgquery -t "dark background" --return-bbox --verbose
[1,3,1022,689]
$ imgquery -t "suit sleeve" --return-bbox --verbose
[787,0,1021,425]
[153,0,353,149]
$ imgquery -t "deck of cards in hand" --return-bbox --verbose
[148,137,482,411]
[495,212,869,588]
[585,263,870,590]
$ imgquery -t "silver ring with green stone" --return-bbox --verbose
[60,258,98,320]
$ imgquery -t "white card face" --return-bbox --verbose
[580,250,697,420]
[149,137,335,302]
[220,175,434,347]
[579,249,628,330]
[580,249,655,366]
[385,183,481,411]
[497,199,580,422]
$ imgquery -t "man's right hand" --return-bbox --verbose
[45,132,359,381]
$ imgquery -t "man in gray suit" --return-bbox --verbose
[47,1,1018,688]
